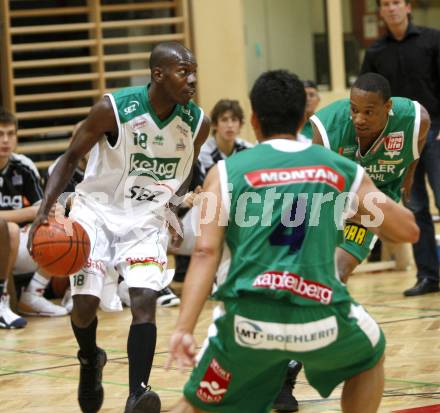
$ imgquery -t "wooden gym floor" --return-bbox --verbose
[1,268,439,413]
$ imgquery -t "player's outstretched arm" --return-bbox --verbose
[27,97,117,254]
[401,104,431,202]
[353,173,419,244]
[168,164,225,368]
[172,115,210,200]
[169,115,210,248]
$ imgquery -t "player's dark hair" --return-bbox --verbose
[250,70,305,137]
[149,41,193,70]
[302,80,318,90]
[0,108,17,129]
[211,99,244,127]
[352,73,391,102]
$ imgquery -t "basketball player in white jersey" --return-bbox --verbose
[28,42,210,413]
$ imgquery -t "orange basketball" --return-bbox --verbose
[32,219,90,277]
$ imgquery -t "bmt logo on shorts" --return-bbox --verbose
[384,132,404,151]
[234,315,338,352]
[235,319,264,346]
[196,358,232,404]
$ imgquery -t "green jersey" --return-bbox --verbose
[300,119,313,140]
[310,97,421,201]
[215,139,364,306]
[75,85,204,233]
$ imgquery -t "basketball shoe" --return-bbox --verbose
[77,348,107,413]
[156,287,180,307]
[18,289,68,316]
[0,294,27,329]
[124,384,161,413]
[272,360,302,412]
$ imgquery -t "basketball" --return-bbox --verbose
[32,219,90,277]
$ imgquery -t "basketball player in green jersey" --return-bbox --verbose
[312,72,430,282]
[28,42,210,413]
[166,70,419,413]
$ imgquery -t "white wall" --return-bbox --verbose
[242,0,269,91]
[243,0,316,89]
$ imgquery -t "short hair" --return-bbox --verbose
[0,108,17,129]
[210,99,244,126]
[302,80,318,89]
[250,70,305,137]
[149,41,193,70]
[352,73,391,102]
[376,0,411,6]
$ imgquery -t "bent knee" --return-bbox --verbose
[72,294,99,327]
[129,288,157,324]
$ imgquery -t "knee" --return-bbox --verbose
[71,295,99,327]
[129,288,157,324]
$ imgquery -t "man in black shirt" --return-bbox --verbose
[361,0,440,296]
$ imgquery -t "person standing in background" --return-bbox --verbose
[300,80,320,141]
[361,0,440,296]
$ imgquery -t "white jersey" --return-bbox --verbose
[74,85,204,233]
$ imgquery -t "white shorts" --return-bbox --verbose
[13,225,38,275]
[69,202,173,306]
[169,205,199,256]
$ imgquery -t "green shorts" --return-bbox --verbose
[184,296,385,413]
[340,223,378,262]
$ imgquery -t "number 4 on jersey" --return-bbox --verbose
[269,198,306,253]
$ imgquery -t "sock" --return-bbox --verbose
[127,322,157,395]
[71,317,98,358]
[26,272,50,295]
[0,279,5,296]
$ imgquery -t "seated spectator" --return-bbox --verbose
[0,108,67,328]
[0,216,25,328]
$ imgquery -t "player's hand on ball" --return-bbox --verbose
[166,331,197,372]
[27,212,49,256]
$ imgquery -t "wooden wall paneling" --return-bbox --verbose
[0,0,191,167]
[87,0,106,100]
[0,0,15,112]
